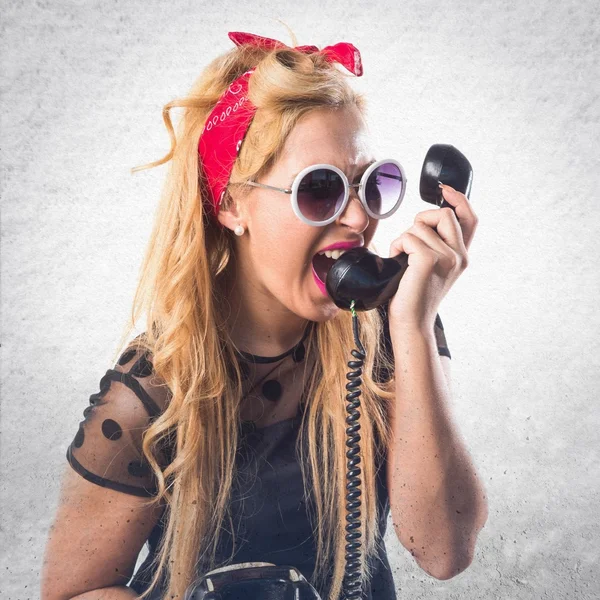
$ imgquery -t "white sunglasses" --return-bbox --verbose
[237,158,407,226]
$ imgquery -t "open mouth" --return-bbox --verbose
[312,253,337,283]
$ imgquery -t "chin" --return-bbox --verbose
[306,302,341,323]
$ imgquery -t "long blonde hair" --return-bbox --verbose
[113,34,396,600]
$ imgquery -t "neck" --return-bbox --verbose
[219,259,310,357]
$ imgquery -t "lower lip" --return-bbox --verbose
[312,263,329,297]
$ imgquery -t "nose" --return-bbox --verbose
[336,186,370,233]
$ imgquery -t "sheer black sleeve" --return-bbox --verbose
[434,313,451,359]
[66,346,172,497]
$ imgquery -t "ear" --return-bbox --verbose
[216,190,245,231]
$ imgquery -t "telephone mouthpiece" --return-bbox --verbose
[325,247,409,311]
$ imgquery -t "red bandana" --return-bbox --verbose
[198,31,364,224]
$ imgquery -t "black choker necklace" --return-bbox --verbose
[235,321,314,365]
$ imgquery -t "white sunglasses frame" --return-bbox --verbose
[240,158,407,226]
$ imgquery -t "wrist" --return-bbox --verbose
[388,320,436,348]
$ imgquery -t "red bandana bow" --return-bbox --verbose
[198,31,363,223]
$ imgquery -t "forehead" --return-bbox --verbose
[280,106,375,173]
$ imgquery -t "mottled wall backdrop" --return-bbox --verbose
[1,0,598,598]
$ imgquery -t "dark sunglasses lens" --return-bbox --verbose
[297,169,345,222]
[365,162,404,216]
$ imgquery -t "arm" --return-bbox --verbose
[386,324,488,580]
[41,465,163,600]
[70,588,138,599]
[42,345,170,600]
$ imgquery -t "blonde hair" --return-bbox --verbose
[113,33,396,600]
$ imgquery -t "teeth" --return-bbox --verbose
[317,249,349,259]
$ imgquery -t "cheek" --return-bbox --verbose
[269,230,316,272]
[254,218,311,266]
[250,200,320,273]
[364,220,379,248]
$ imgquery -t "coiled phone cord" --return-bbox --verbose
[341,300,366,600]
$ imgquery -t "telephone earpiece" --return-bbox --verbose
[325,143,473,311]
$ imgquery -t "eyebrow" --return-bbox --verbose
[289,160,378,184]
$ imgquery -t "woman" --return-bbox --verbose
[41,29,487,600]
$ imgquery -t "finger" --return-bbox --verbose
[438,183,475,221]
[438,184,479,250]
[413,208,466,256]
[389,231,434,266]
[406,220,464,270]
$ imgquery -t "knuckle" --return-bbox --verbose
[444,251,463,270]
[425,252,438,267]
[455,252,468,269]
[447,253,459,269]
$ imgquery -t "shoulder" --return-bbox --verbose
[109,342,171,418]
[65,340,172,497]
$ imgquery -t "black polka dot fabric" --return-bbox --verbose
[434,313,452,359]
[67,312,450,600]
[128,458,152,478]
[130,354,154,378]
[261,379,282,402]
[66,312,449,500]
[66,343,171,497]
[291,342,305,363]
[101,418,122,441]
[117,347,137,366]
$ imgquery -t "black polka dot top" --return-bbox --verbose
[65,305,451,600]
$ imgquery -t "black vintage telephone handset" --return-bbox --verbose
[184,144,473,600]
[326,143,473,310]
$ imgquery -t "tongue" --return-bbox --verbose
[312,254,336,282]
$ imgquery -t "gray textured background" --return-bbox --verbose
[1,0,599,598]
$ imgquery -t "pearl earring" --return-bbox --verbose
[234,224,245,236]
